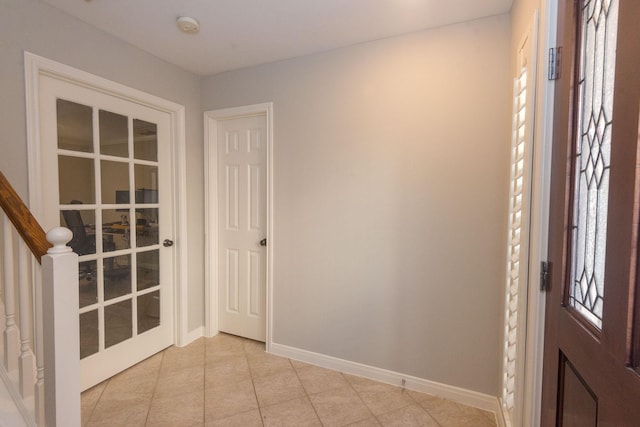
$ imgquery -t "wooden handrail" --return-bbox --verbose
[0,170,51,263]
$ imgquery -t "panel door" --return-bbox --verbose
[541,0,640,425]
[217,114,267,342]
[39,74,175,390]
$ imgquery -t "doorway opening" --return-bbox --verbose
[204,103,273,349]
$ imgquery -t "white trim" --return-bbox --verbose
[269,342,503,423]
[521,1,557,426]
[181,326,205,347]
[23,52,190,346]
[495,408,509,427]
[203,103,274,350]
[501,10,540,427]
[203,111,218,338]
[0,365,33,426]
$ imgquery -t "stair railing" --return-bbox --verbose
[0,170,80,426]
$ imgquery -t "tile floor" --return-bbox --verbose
[81,333,497,427]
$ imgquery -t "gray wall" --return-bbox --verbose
[202,14,511,395]
[0,0,204,332]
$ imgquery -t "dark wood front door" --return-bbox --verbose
[541,0,640,426]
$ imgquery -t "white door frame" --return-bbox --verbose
[515,1,558,426]
[501,11,539,427]
[204,103,274,350]
[23,52,191,346]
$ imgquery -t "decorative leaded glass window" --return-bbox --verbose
[568,0,619,329]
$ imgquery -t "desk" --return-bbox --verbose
[107,223,145,232]
[91,223,159,249]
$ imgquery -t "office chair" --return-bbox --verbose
[62,204,95,255]
[62,200,117,253]
[62,202,97,284]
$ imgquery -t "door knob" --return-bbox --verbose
[163,239,174,247]
[259,238,267,247]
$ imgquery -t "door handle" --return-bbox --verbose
[163,239,174,247]
[259,238,267,247]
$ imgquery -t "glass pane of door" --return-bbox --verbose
[568,0,619,329]
[99,110,128,157]
[56,98,164,360]
[133,119,158,161]
[58,156,95,204]
[57,99,93,153]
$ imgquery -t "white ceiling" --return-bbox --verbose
[40,0,513,76]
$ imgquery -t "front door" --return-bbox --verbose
[217,114,267,342]
[38,74,175,390]
[541,0,640,425]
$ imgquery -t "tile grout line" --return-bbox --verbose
[84,376,110,426]
[243,339,266,426]
[288,358,325,427]
[343,373,444,427]
[143,349,166,426]
[290,359,437,426]
[402,386,443,427]
[341,373,377,425]
[201,341,206,426]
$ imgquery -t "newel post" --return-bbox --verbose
[41,227,80,427]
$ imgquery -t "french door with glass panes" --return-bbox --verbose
[38,74,174,390]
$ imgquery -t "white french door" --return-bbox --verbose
[217,114,267,342]
[38,74,174,390]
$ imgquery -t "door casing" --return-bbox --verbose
[495,2,559,426]
[204,103,274,350]
[23,52,191,346]
[516,1,559,426]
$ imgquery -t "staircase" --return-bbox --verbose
[0,170,81,426]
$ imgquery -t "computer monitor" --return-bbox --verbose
[115,190,130,211]
[135,188,158,203]
[115,189,158,206]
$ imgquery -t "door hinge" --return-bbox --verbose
[548,47,562,80]
[540,261,551,291]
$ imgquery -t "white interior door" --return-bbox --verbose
[217,114,267,342]
[38,74,175,390]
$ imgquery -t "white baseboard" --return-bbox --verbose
[0,365,33,427]
[269,342,503,421]
[496,404,511,427]
[179,326,205,347]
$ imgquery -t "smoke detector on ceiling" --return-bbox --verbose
[176,16,199,34]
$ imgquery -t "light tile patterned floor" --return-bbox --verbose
[81,334,497,426]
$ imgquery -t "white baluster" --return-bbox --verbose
[34,269,45,427]
[42,227,80,427]
[17,239,34,398]
[0,213,5,352]
[2,216,19,372]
